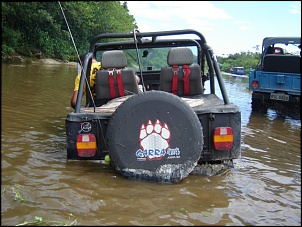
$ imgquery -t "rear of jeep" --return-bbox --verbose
[249,37,301,113]
[65,29,241,183]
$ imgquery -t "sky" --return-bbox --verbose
[124,1,301,56]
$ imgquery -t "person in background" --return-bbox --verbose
[71,52,101,109]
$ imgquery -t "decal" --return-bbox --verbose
[136,119,180,161]
[80,122,92,133]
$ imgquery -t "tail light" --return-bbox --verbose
[251,81,259,89]
[213,127,233,150]
[76,134,97,157]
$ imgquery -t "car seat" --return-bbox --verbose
[158,47,203,96]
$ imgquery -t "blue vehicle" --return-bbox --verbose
[229,67,245,75]
[249,37,301,113]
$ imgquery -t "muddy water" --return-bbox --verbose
[1,63,301,226]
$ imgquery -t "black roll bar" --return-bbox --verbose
[74,52,93,113]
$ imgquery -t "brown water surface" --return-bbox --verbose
[1,63,301,226]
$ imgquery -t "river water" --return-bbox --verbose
[1,62,301,226]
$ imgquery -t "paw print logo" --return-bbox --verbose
[138,119,171,160]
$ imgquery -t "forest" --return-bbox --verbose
[218,52,260,74]
[2,1,137,61]
[1,1,261,73]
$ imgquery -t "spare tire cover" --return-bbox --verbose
[106,90,203,184]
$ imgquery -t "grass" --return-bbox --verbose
[16,215,77,226]
[1,183,27,202]
[2,184,77,226]
[16,216,77,226]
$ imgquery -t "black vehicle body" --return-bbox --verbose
[65,29,241,183]
[249,37,301,113]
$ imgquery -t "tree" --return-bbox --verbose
[2,1,137,61]
[217,51,261,74]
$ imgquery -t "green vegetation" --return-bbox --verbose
[2,1,137,61]
[217,51,261,74]
[15,215,77,226]
[2,184,77,226]
[2,2,260,70]
[1,183,27,202]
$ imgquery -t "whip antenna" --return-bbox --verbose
[58,1,96,110]
[58,1,80,63]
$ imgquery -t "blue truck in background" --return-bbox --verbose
[249,37,301,113]
[229,67,245,75]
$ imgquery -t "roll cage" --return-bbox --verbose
[75,29,230,113]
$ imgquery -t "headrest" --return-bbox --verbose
[273,47,284,54]
[167,47,194,66]
[101,50,127,69]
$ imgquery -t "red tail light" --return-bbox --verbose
[76,134,97,157]
[251,81,259,89]
[213,127,233,150]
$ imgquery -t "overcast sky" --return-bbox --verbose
[124,1,301,56]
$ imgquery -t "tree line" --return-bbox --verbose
[218,52,261,74]
[1,1,261,71]
[2,1,137,61]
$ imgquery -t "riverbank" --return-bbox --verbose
[2,54,77,66]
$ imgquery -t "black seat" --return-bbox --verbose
[94,50,139,100]
[158,47,203,96]
[263,54,300,73]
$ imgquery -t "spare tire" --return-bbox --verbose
[106,90,203,184]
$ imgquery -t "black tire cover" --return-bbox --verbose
[106,90,203,183]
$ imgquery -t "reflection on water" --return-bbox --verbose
[1,63,301,226]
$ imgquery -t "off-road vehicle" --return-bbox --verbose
[249,37,300,113]
[65,29,241,184]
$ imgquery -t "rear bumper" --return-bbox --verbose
[252,92,300,104]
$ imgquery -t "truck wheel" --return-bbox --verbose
[251,98,261,112]
[106,91,204,184]
[251,98,267,113]
[252,99,268,114]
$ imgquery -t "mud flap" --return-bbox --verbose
[106,90,203,184]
